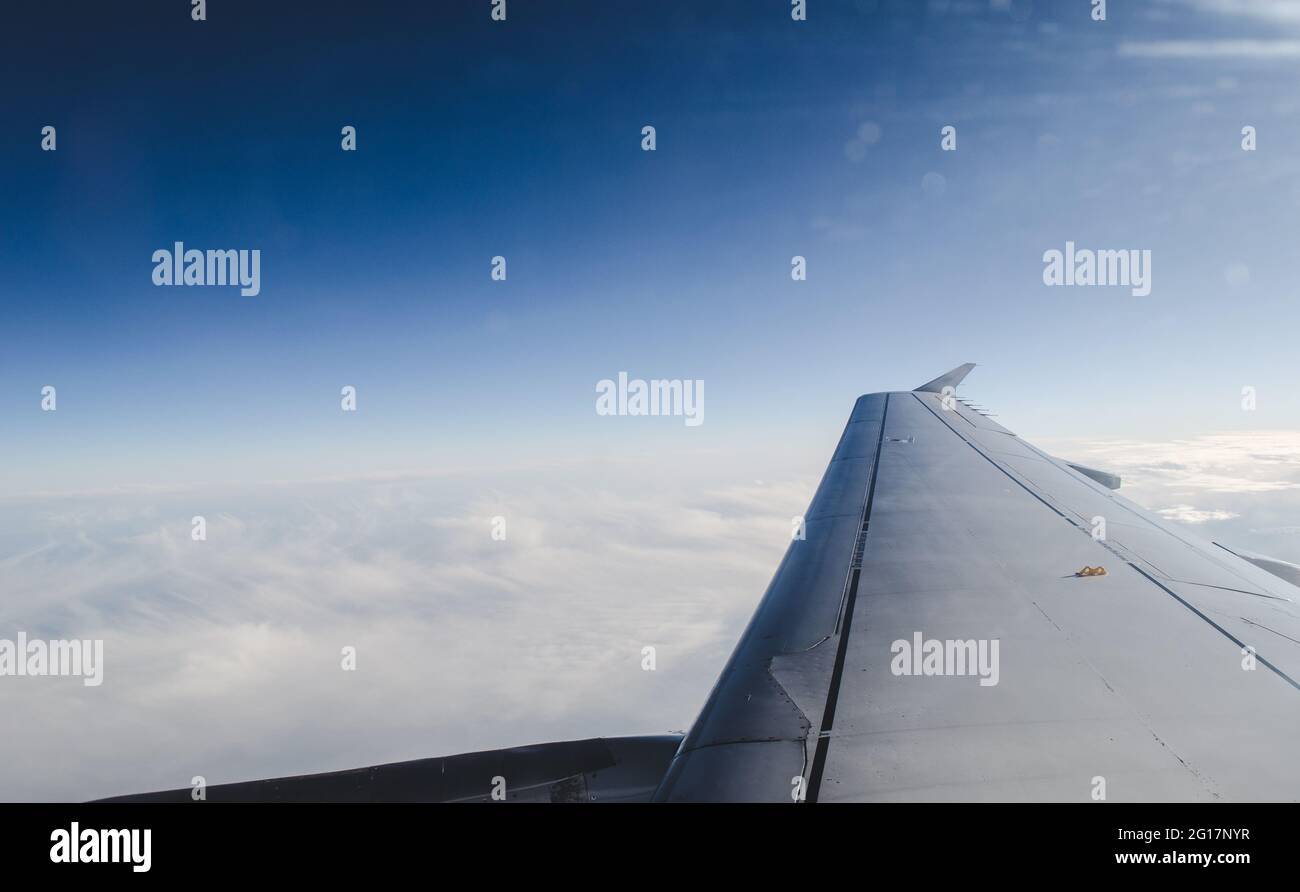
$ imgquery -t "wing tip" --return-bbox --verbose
[914,362,977,393]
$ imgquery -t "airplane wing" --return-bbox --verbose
[99,366,1300,803]
[653,365,1300,802]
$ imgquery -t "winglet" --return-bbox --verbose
[914,363,976,393]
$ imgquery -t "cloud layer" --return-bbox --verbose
[0,462,810,801]
[5,431,1300,800]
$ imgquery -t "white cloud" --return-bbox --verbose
[1157,504,1240,524]
[0,466,813,800]
[1119,40,1300,59]
[1176,0,1300,24]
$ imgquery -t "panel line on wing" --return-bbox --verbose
[1128,564,1300,694]
[911,392,1068,520]
[916,392,1300,699]
[806,393,891,803]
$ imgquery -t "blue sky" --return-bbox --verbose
[4,0,1300,495]
[4,1,1300,798]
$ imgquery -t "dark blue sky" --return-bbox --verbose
[4,0,1299,494]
